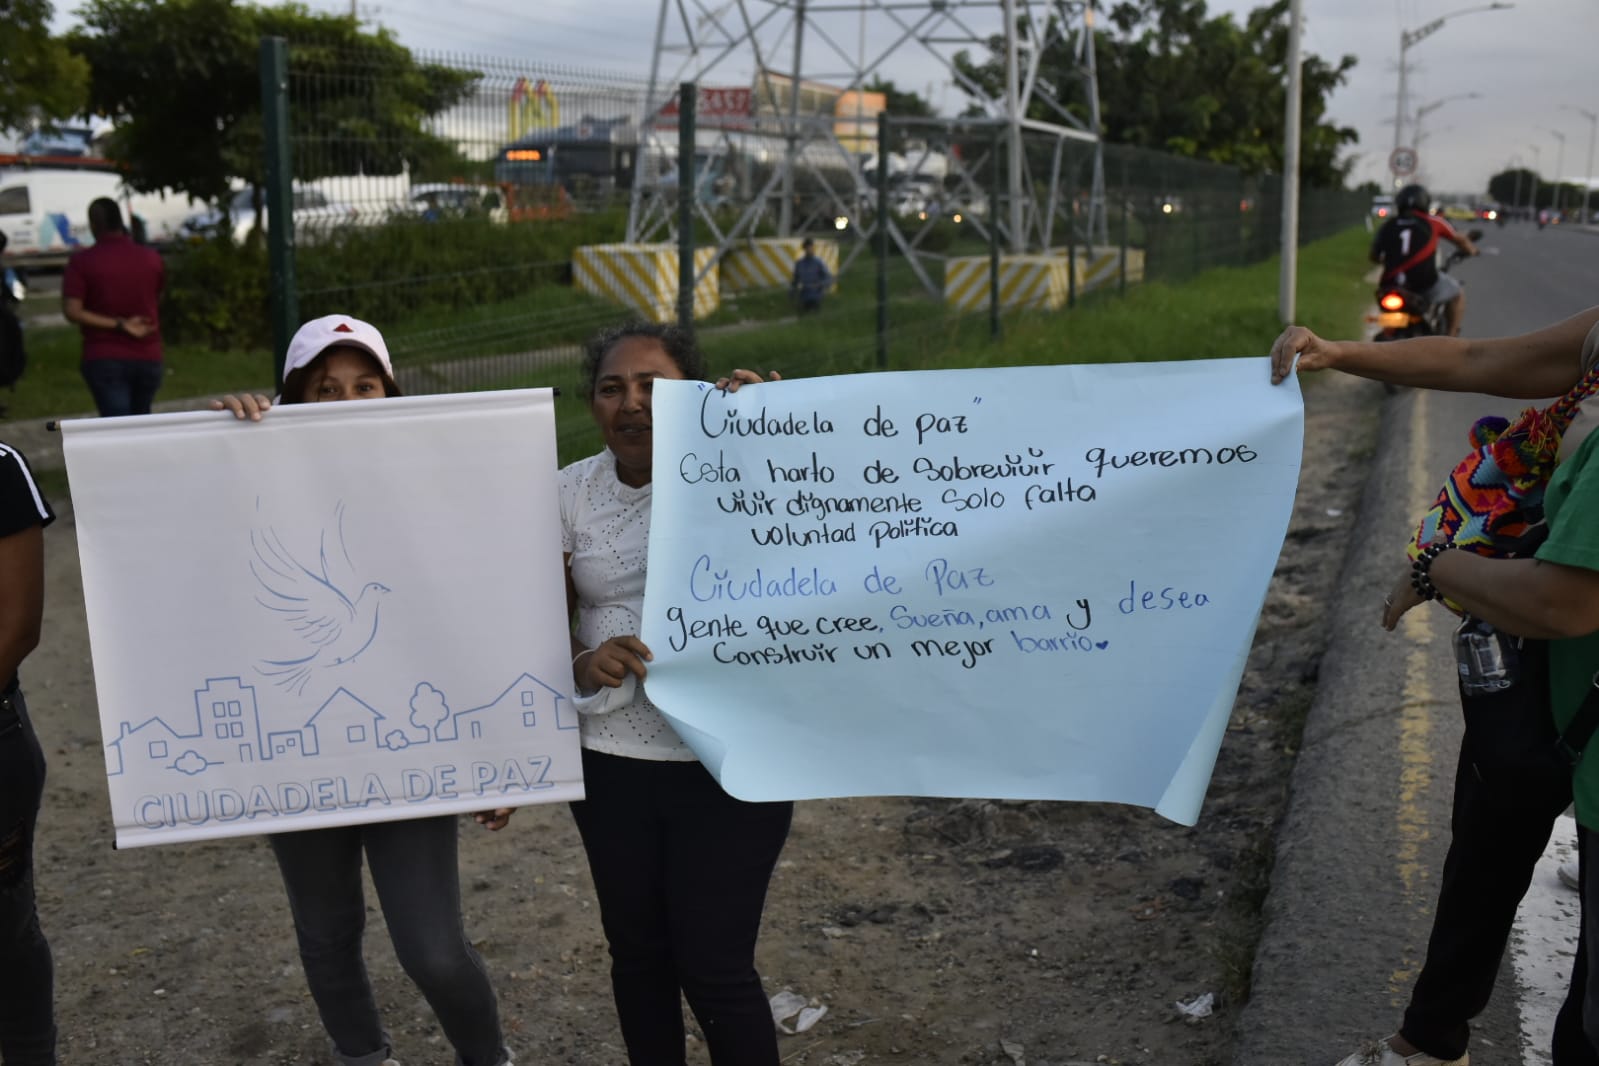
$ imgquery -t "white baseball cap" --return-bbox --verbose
[284,314,393,379]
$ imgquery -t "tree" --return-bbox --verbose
[67,0,478,223]
[409,683,450,740]
[1488,167,1590,213]
[865,77,934,119]
[1487,168,1539,209]
[953,0,1358,187]
[864,77,935,154]
[0,0,91,131]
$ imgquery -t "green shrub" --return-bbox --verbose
[161,238,271,351]
[297,207,630,324]
[162,207,634,352]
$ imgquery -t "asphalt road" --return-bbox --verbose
[1234,223,1599,1065]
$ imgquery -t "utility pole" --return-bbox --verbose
[1390,4,1514,187]
[1278,0,1302,324]
[1564,105,1598,220]
[1529,143,1542,214]
[1545,128,1567,217]
[779,0,807,238]
[1003,0,1023,253]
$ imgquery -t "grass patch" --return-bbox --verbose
[5,326,274,422]
[696,225,1371,381]
[1206,828,1281,1005]
[7,224,1371,475]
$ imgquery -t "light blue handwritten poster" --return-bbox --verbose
[640,360,1303,824]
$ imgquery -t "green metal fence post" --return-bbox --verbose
[1119,158,1129,295]
[1190,185,1201,276]
[677,81,696,335]
[260,36,297,391]
[1066,175,1077,310]
[876,111,889,369]
[988,125,1000,341]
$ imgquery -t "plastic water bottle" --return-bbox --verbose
[1453,616,1519,694]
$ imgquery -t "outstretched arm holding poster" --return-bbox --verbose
[640,358,1304,824]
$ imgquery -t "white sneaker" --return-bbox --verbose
[1560,858,1581,891]
[1333,1038,1467,1066]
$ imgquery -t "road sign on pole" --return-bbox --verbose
[1389,146,1418,177]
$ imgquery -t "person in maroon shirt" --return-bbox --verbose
[61,198,165,417]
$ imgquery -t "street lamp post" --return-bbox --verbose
[1391,3,1514,186]
[1543,128,1567,217]
[1564,105,1597,221]
[1411,93,1479,163]
[1529,143,1542,215]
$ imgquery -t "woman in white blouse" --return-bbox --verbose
[560,321,789,1066]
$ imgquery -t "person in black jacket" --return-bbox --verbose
[0,440,57,1064]
[790,238,832,314]
[0,232,26,405]
[1370,184,1478,337]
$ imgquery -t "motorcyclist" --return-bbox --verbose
[1370,183,1479,337]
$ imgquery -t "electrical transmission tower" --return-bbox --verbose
[625,0,1108,293]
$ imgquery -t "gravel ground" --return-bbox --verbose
[20,370,1380,1065]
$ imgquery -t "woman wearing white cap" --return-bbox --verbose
[214,315,513,1066]
[214,313,403,417]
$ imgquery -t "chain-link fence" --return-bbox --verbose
[233,38,1363,431]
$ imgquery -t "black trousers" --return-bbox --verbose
[570,748,792,1066]
[0,684,55,1065]
[1400,742,1594,1063]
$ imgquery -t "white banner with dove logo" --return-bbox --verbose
[61,390,581,848]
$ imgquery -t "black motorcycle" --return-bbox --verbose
[1371,227,1482,342]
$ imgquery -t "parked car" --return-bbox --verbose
[0,167,192,261]
[405,182,504,220]
[180,186,359,243]
[889,176,941,217]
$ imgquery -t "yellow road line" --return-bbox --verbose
[1389,389,1442,1002]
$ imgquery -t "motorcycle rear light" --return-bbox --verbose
[1379,292,1406,312]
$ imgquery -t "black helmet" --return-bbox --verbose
[1396,184,1430,215]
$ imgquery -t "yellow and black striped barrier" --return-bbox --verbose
[720,237,839,294]
[573,243,720,322]
[943,255,1071,312]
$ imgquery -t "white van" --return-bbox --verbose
[0,166,193,263]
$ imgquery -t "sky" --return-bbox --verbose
[46,0,1599,197]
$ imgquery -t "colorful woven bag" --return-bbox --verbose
[1411,363,1599,560]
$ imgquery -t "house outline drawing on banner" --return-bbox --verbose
[104,673,579,780]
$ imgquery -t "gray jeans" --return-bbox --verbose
[269,815,505,1066]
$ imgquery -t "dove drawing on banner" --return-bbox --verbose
[251,501,392,697]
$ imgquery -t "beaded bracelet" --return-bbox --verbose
[1410,541,1456,602]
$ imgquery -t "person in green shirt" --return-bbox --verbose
[1272,307,1599,1065]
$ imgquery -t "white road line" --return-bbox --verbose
[1515,811,1581,1065]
